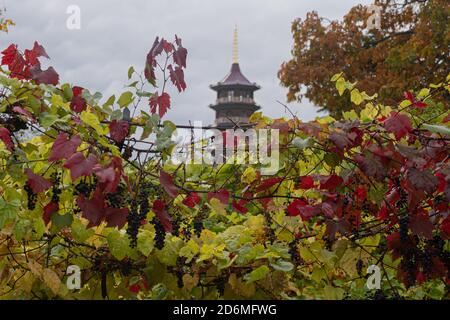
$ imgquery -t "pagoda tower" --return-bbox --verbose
[209,26,260,130]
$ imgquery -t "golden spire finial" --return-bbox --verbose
[232,24,238,64]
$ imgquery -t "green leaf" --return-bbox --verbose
[39,113,59,128]
[103,95,115,108]
[292,137,311,149]
[117,91,134,108]
[336,78,346,96]
[127,66,135,80]
[270,260,294,272]
[244,265,270,283]
[350,89,364,105]
[422,124,450,135]
[80,111,109,135]
[51,213,73,231]
[107,230,130,261]
[0,198,20,229]
[137,229,154,257]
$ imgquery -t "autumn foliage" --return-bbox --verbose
[0,34,449,300]
[278,0,449,117]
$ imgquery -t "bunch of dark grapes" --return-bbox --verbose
[51,172,62,203]
[289,240,303,266]
[175,257,186,288]
[399,216,409,242]
[193,219,203,237]
[153,218,166,250]
[126,200,140,247]
[106,184,128,208]
[24,184,37,210]
[421,250,432,276]
[171,216,181,237]
[215,277,225,296]
[74,178,96,197]
[403,248,417,287]
[263,211,276,243]
[127,183,155,247]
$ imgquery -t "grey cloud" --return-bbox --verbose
[2,0,372,125]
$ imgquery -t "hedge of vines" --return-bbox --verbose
[0,37,449,300]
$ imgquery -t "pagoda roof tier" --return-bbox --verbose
[210,63,260,91]
[209,103,260,112]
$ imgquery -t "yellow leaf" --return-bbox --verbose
[27,260,43,277]
[42,268,61,295]
[242,167,257,184]
[80,111,109,135]
[182,273,199,291]
[350,89,363,105]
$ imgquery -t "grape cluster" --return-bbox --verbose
[106,184,129,208]
[172,216,181,237]
[153,218,166,250]
[288,240,303,266]
[51,172,62,203]
[193,219,203,237]
[126,183,153,247]
[263,211,276,243]
[24,184,37,210]
[215,277,225,296]
[399,216,409,242]
[403,248,417,287]
[175,257,186,289]
[126,200,141,247]
[74,178,96,197]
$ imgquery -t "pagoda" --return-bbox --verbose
[209,26,260,130]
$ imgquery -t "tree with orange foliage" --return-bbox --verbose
[278,0,449,118]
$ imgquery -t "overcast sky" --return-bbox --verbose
[1,0,372,125]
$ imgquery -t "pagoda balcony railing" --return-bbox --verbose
[216,97,254,104]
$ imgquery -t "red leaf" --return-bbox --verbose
[409,213,433,239]
[406,168,438,194]
[105,207,129,229]
[30,65,59,85]
[441,217,450,239]
[414,101,428,108]
[377,205,389,220]
[13,106,34,122]
[153,200,173,233]
[76,191,105,227]
[0,127,14,151]
[49,133,82,162]
[70,88,87,113]
[64,152,98,181]
[404,91,414,102]
[355,185,367,201]
[159,171,179,198]
[161,39,173,53]
[43,202,59,225]
[298,176,314,189]
[384,112,412,140]
[320,174,343,191]
[31,41,49,60]
[256,177,282,193]
[109,120,130,144]
[207,189,230,205]
[25,168,52,193]
[168,65,186,92]
[287,199,317,220]
[173,41,187,68]
[182,192,201,208]
[94,157,124,193]
[232,200,248,214]
[149,92,171,117]
[1,44,18,66]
